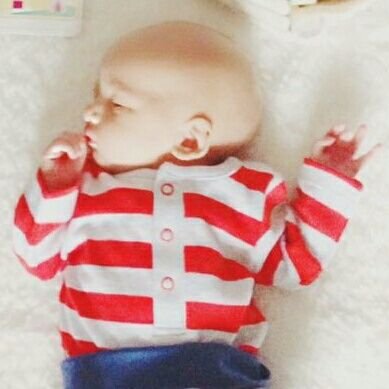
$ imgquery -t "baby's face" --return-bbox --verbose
[83,22,262,172]
[84,58,186,171]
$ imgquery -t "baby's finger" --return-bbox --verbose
[44,148,64,160]
[312,137,336,156]
[44,144,67,159]
[327,124,346,138]
[45,143,77,160]
[68,134,87,157]
[79,139,88,156]
[65,144,81,159]
[339,130,354,142]
[354,124,368,146]
[354,143,383,165]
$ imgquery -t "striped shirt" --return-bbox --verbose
[13,155,363,358]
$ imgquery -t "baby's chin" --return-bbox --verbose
[90,149,161,174]
[90,147,207,174]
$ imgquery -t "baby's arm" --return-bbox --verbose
[12,132,87,280]
[254,125,380,289]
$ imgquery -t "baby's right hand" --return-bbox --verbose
[40,131,87,192]
[43,131,87,162]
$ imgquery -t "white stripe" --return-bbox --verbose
[233,322,269,348]
[181,178,265,221]
[24,175,78,223]
[196,328,235,345]
[273,237,301,290]
[62,214,153,258]
[184,273,254,305]
[299,179,357,219]
[13,225,65,267]
[81,172,155,196]
[182,218,257,271]
[300,163,361,205]
[59,304,156,349]
[59,304,235,349]
[64,265,154,297]
[249,207,286,271]
[249,228,281,273]
[297,220,338,268]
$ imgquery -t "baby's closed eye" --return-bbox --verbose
[111,101,132,113]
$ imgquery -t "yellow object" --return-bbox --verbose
[19,0,53,11]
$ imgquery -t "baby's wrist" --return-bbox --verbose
[304,158,363,190]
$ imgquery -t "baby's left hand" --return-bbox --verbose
[311,124,381,178]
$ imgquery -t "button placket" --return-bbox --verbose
[153,176,185,328]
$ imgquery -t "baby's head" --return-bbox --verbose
[84,21,261,173]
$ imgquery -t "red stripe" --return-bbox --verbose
[231,166,273,192]
[37,169,79,199]
[84,153,105,178]
[184,193,268,246]
[292,188,347,241]
[60,284,153,323]
[14,195,61,245]
[238,344,259,356]
[242,299,266,325]
[304,158,363,190]
[74,188,153,217]
[184,246,252,281]
[68,240,153,268]
[285,221,322,285]
[255,240,283,286]
[17,253,65,280]
[263,182,287,223]
[186,302,246,333]
[61,331,105,357]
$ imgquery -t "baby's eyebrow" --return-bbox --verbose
[111,79,141,97]
[109,79,147,106]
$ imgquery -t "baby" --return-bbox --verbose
[13,21,379,389]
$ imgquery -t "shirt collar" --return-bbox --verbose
[113,156,242,180]
[159,156,242,179]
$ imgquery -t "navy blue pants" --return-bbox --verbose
[61,342,271,389]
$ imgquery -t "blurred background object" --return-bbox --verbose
[214,0,372,36]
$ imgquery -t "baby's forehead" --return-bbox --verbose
[96,59,193,103]
[95,23,255,101]
[101,23,246,74]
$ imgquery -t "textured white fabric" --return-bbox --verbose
[1,0,389,388]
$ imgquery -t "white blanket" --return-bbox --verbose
[1,0,388,388]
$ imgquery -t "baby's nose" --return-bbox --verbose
[83,102,104,125]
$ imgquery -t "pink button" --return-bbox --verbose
[161,183,174,196]
[160,228,174,242]
[161,276,175,290]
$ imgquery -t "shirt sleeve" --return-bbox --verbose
[12,168,80,280]
[254,158,363,289]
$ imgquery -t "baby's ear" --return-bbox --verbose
[171,115,212,161]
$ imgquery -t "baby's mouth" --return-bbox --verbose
[88,140,98,149]
[84,134,97,149]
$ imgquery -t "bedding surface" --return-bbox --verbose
[0,0,388,388]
